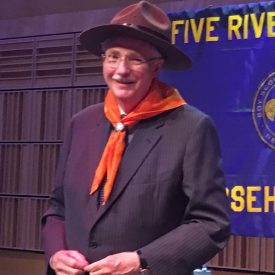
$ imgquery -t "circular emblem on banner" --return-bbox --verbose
[252,72,275,150]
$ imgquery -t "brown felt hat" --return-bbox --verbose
[80,0,192,70]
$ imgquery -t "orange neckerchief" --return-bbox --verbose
[90,79,186,205]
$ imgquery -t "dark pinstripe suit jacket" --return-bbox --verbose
[42,102,231,275]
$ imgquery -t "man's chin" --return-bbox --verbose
[114,82,135,90]
[114,93,133,100]
[112,87,134,98]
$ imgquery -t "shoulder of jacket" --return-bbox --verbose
[172,104,209,122]
[72,103,104,121]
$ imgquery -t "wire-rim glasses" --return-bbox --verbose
[102,52,163,69]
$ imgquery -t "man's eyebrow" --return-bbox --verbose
[105,49,144,58]
[105,49,120,54]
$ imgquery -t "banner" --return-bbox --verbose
[160,1,275,237]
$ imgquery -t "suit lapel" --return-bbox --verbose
[86,111,111,226]
[90,115,165,230]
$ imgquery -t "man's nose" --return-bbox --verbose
[115,58,131,74]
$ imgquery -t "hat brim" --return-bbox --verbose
[80,24,192,70]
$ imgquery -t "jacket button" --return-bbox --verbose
[89,240,98,248]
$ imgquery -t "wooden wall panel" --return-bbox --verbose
[209,236,260,271]
[0,82,106,252]
[33,35,74,88]
[30,89,72,141]
[0,91,32,141]
[260,238,275,272]
[0,143,60,195]
[72,87,107,114]
[0,250,45,275]
[0,144,30,194]
[0,38,34,89]
[28,144,61,195]
[0,33,105,90]
[74,36,104,86]
[0,197,48,250]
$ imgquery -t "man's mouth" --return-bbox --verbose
[112,75,135,84]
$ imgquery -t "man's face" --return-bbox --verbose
[102,37,163,112]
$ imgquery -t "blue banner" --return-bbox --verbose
[160,1,275,237]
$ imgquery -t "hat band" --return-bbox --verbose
[122,23,170,43]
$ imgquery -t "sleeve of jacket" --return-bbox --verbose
[41,120,73,268]
[140,114,231,275]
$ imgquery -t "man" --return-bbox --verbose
[42,1,231,275]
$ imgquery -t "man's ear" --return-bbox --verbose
[153,59,164,77]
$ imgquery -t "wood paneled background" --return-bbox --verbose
[0,1,274,274]
[0,34,107,253]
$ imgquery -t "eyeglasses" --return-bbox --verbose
[102,53,163,69]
